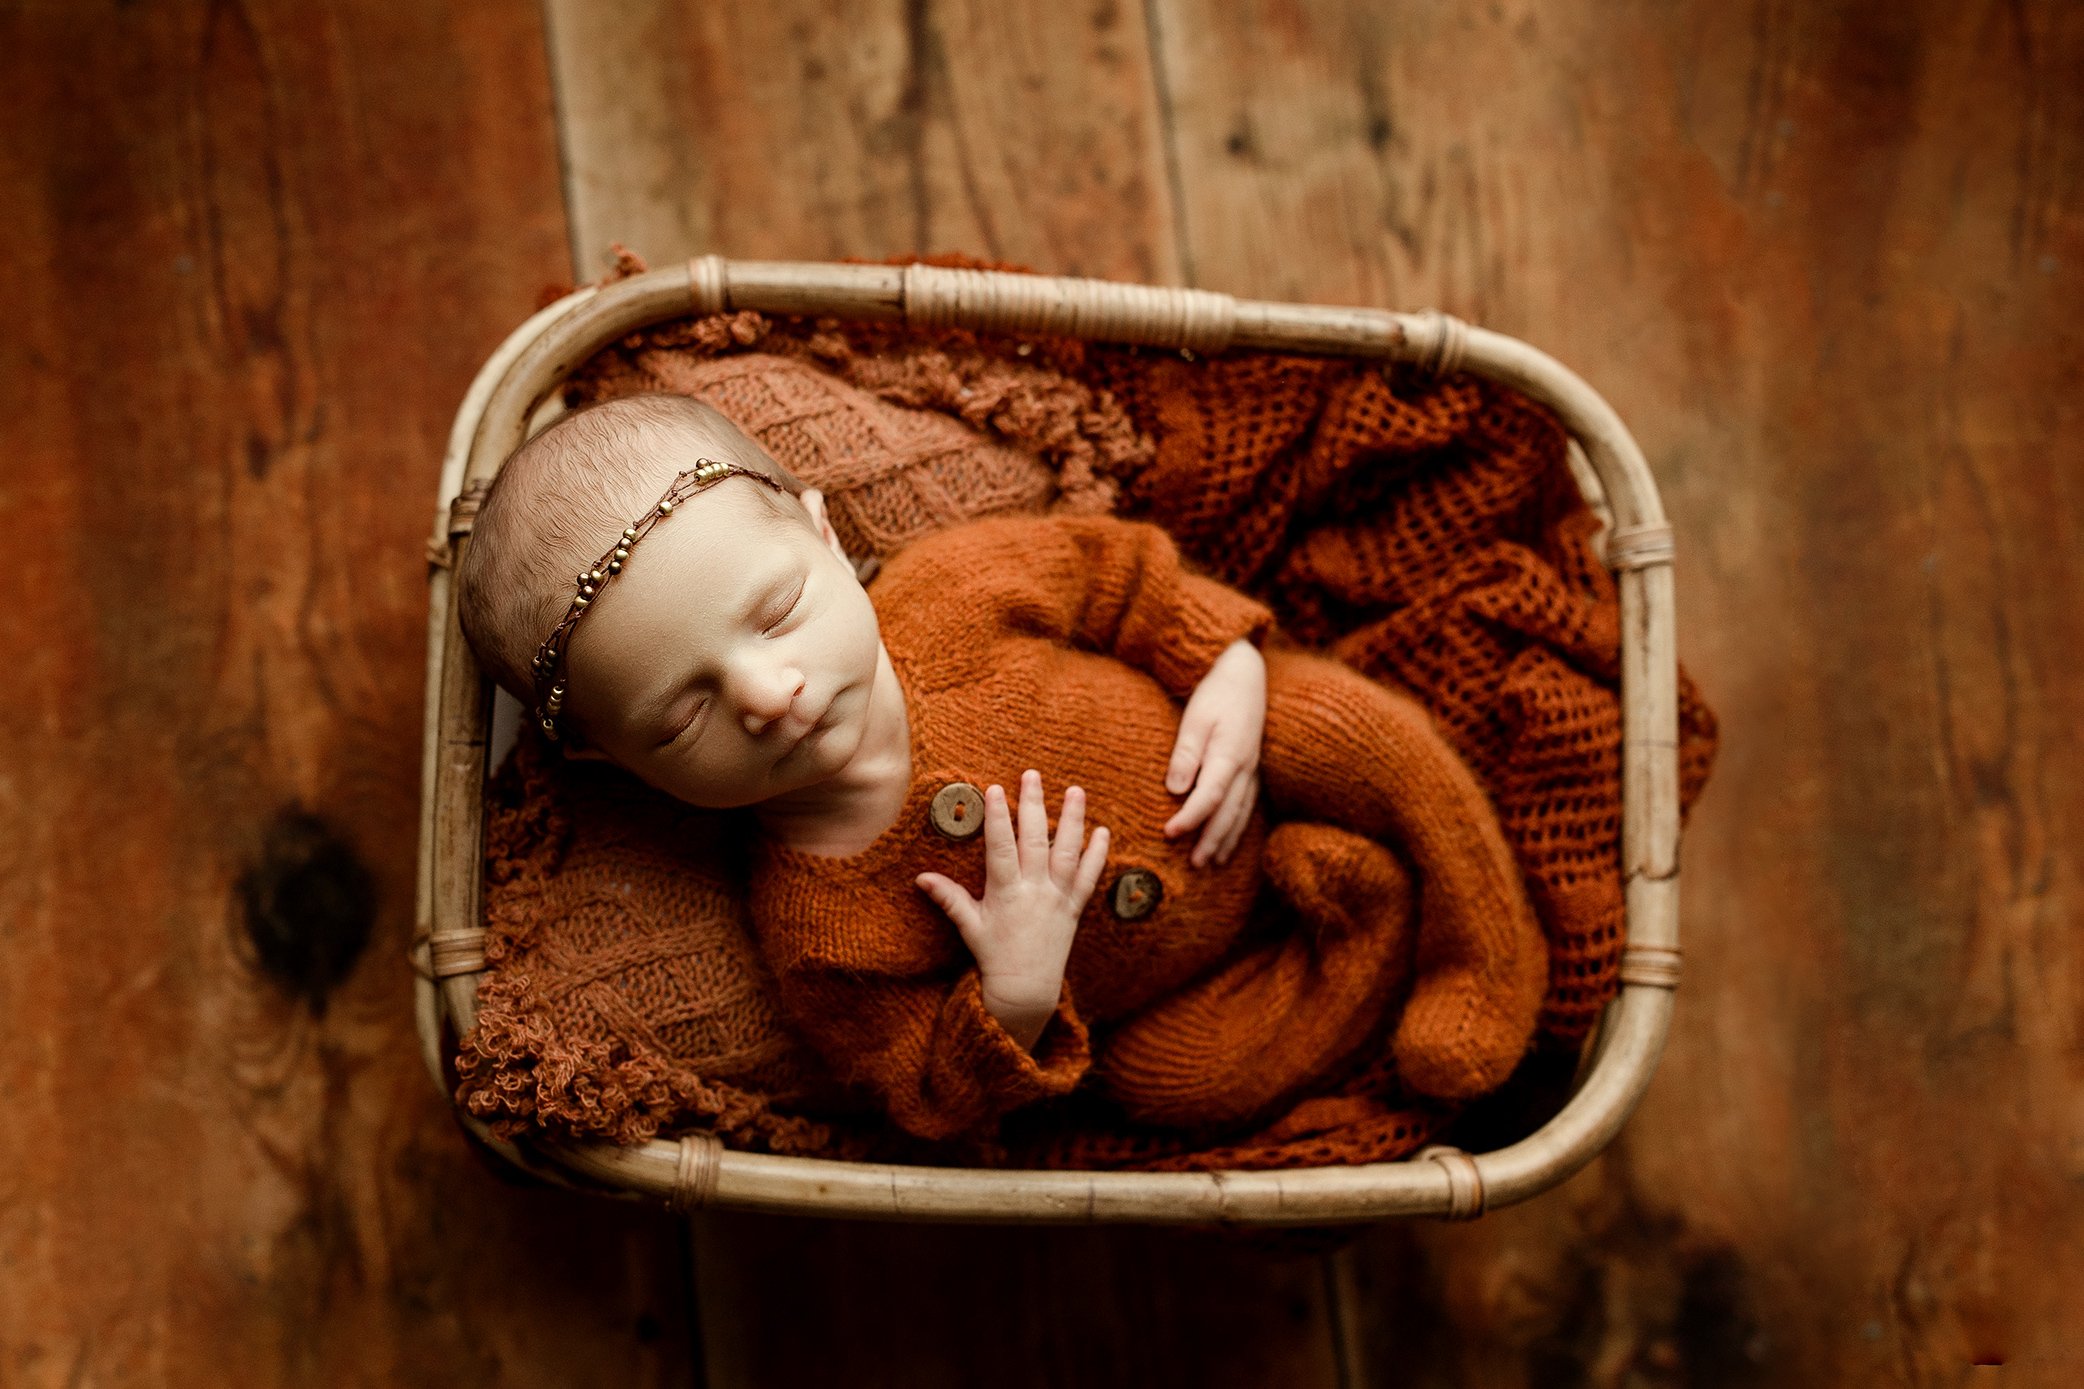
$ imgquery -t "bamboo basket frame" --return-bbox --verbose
[413,257,1683,1225]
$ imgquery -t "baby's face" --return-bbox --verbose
[557,474,884,809]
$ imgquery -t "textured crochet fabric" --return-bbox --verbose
[581,350,1113,560]
[561,295,1136,536]
[455,727,866,1155]
[460,254,1719,1170]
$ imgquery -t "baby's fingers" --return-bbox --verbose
[982,783,1018,879]
[1166,717,1211,795]
[915,872,983,940]
[1017,769,1050,862]
[1214,770,1259,864]
[1196,768,1258,867]
[1050,785,1087,881]
[1164,756,1235,839]
[1070,826,1111,914]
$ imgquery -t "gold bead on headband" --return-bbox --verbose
[530,457,788,742]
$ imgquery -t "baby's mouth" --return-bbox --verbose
[779,698,834,754]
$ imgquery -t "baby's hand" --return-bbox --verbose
[916,770,1110,1051]
[1164,639,1266,867]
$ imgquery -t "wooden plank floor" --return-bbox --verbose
[0,4,696,1386]
[6,1,2080,1385]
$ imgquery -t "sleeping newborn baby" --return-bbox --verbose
[456,392,1547,1142]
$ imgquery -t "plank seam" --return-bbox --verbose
[538,0,589,282]
[1141,0,1197,288]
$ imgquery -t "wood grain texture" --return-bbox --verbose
[47,0,2055,1380]
[1154,0,2084,1382]
[542,0,1181,282]
[0,4,695,1385]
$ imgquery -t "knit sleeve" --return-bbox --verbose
[920,513,1274,702]
[787,964,1089,1141]
[750,877,1091,1141]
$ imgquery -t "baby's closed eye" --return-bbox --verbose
[661,697,708,747]
[763,575,807,633]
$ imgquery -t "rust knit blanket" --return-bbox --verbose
[455,256,1718,1173]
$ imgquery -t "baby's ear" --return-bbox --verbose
[797,487,851,566]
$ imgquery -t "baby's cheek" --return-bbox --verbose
[647,747,747,810]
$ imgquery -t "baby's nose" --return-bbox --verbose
[741,670,806,734]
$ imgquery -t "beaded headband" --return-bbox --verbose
[529,458,788,742]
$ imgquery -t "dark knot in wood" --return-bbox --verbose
[237,808,376,1015]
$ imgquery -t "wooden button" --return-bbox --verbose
[929,782,986,839]
[1109,868,1164,921]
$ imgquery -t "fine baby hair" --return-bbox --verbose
[454,394,814,750]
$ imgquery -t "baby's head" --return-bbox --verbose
[457,393,885,810]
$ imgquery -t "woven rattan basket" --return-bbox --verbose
[412,257,1684,1224]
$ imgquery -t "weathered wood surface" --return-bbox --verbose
[1150,0,2083,1382]
[0,4,695,1386]
[542,0,1181,283]
[9,0,2078,1385]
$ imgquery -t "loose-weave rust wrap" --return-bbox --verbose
[460,253,1717,1169]
[1080,350,1720,1041]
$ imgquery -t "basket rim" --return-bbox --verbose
[413,257,1684,1224]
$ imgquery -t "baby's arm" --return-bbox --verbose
[915,770,1110,1048]
[985,513,1274,700]
[763,924,1091,1142]
[960,513,1276,864]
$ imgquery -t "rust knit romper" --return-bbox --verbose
[748,512,1546,1142]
